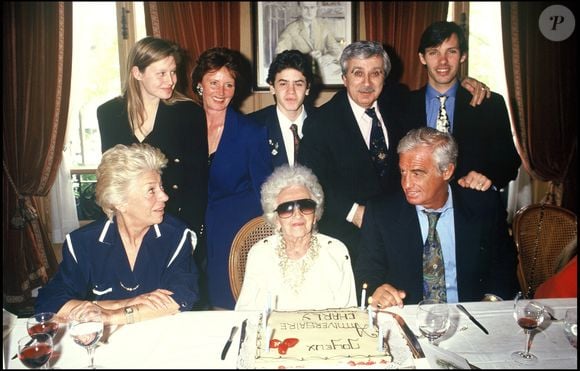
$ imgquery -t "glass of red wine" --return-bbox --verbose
[27,312,60,338]
[511,291,546,364]
[18,333,53,369]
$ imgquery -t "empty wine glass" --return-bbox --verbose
[27,312,60,338]
[511,291,546,364]
[18,333,53,369]
[416,299,450,345]
[563,308,577,348]
[67,304,104,369]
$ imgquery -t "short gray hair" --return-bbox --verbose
[339,41,391,77]
[96,143,168,219]
[397,127,458,175]
[261,164,324,226]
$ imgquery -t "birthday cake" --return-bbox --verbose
[238,307,414,369]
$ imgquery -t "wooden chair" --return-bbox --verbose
[512,203,577,297]
[228,216,275,301]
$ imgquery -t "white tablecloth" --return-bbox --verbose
[3,298,577,369]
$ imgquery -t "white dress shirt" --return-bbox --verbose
[277,105,307,166]
[345,96,390,222]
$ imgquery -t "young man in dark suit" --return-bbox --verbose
[407,21,521,192]
[250,50,315,168]
[356,127,519,308]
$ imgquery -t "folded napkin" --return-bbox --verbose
[3,308,18,369]
[3,308,17,340]
[415,342,473,369]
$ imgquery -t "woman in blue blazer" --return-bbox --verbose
[192,48,272,309]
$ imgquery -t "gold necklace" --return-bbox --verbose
[276,234,320,293]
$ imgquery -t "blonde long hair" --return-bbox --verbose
[123,36,191,136]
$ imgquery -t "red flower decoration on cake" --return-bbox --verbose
[269,338,300,355]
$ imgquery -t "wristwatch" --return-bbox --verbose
[124,306,135,324]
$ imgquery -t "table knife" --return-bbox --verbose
[221,325,239,360]
[456,304,489,335]
[385,311,425,359]
[237,319,248,355]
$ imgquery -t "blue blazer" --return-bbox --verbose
[205,107,273,309]
[355,185,519,304]
[35,214,200,314]
[249,104,317,168]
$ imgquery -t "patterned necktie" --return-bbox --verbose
[290,123,300,160]
[365,107,388,178]
[436,95,450,133]
[422,211,447,302]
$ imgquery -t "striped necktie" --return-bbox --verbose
[290,123,300,160]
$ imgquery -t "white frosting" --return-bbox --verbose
[238,307,414,369]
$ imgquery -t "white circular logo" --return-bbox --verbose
[539,5,576,42]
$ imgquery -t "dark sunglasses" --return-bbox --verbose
[275,198,317,219]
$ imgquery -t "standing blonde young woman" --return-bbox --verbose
[98,36,208,240]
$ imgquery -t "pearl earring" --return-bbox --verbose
[196,85,203,95]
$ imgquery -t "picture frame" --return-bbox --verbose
[252,1,355,90]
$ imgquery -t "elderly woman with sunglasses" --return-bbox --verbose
[235,165,357,311]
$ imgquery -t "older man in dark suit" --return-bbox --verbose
[356,127,519,308]
[298,41,408,265]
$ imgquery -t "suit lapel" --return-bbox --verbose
[266,107,289,166]
[451,186,481,297]
[452,86,472,137]
[335,91,373,157]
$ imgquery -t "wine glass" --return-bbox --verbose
[27,312,60,338]
[416,299,450,345]
[511,291,546,364]
[27,312,60,368]
[563,308,577,348]
[18,333,53,369]
[67,305,104,369]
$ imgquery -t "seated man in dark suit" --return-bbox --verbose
[355,127,519,308]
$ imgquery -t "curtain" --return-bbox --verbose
[144,1,241,98]
[2,2,72,307]
[501,2,577,213]
[364,2,448,90]
[49,145,79,243]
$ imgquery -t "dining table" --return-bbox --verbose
[3,297,576,369]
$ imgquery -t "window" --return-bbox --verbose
[67,2,146,220]
[449,2,509,103]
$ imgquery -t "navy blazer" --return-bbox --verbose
[205,107,273,309]
[298,87,409,262]
[250,104,318,168]
[35,214,200,313]
[97,98,208,235]
[406,85,521,189]
[355,185,519,304]
[249,105,290,168]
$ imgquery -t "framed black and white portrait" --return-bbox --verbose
[253,1,355,90]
